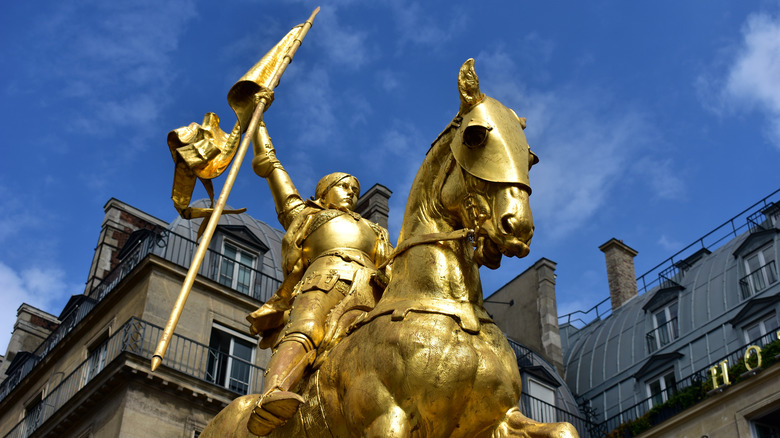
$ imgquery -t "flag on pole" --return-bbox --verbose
[166,24,304,237]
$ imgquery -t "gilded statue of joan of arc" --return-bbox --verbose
[245,120,393,435]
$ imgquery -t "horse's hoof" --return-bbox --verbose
[247,391,304,436]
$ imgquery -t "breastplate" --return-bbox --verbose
[301,212,377,264]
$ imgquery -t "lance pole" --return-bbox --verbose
[152,7,320,372]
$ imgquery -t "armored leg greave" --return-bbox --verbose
[247,335,315,436]
[262,334,315,394]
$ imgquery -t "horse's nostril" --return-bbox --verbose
[501,215,516,235]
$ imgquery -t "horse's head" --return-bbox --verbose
[443,59,538,269]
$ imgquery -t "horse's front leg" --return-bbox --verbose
[200,394,258,438]
[491,407,579,438]
[343,372,413,438]
[365,403,411,438]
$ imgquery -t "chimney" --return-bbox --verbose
[354,183,392,230]
[84,198,168,295]
[599,238,639,310]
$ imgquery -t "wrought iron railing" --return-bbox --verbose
[521,393,598,438]
[601,330,780,436]
[0,229,280,404]
[2,317,265,438]
[0,298,97,402]
[658,263,683,289]
[91,229,281,303]
[747,202,775,233]
[740,261,778,299]
[646,317,679,354]
[506,339,598,437]
[507,338,536,368]
[559,188,780,328]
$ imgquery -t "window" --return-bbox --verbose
[206,324,256,395]
[752,406,780,438]
[23,392,44,435]
[525,378,557,423]
[219,242,256,295]
[744,312,778,344]
[76,428,94,438]
[741,243,777,299]
[82,336,109,388]
[646,370,676,408]
[647,301,679,353]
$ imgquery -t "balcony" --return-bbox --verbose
[520,393,599,437]
[740,261,778,299]
[0,228,280,404]
[559,188,780,329]
[506,339,599,437]
[2,322,603,438]
[603,330,780,437]
[646,317,679,354]
[92,229,281,303]
[3,317,266,438]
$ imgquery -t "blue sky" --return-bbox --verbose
[1,0,779,350]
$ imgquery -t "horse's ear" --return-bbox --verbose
[458,59,484,113]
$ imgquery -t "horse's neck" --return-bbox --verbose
[386,230,483,304]
[383,141,483,304]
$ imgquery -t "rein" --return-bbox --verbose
[377,228,474,270]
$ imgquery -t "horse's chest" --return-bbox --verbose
[373,314,482,380]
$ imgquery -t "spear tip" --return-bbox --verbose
[151,355,162,372]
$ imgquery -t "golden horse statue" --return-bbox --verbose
[202,59,578,438]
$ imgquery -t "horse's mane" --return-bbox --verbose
[403,124,460,235]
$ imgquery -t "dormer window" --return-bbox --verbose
[646,300,679,353]
[741,243,777,299]
[208,225,269,300]
[526,378,557,422]
[744,312,778,344]
[219,242,257,295]
[646,369,676,408]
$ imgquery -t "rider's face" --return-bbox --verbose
[323,177,359,212]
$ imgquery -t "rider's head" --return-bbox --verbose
[316,172,360,212]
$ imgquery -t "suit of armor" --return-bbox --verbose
[246,123,392,435]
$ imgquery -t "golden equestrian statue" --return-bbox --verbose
[199,58,579,437]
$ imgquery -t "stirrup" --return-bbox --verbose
[247,391,305,436]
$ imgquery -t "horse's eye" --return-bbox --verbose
[463,125,489,149]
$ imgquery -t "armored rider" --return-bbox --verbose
[245,121,392,436]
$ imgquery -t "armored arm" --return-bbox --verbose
[252,121,304,229]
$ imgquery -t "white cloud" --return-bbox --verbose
[700,10,780,148]
[631,157,687,201]
[0,186,46,244]
[382,0,467,51]
[368,123,428,241]
[315,7,373,70]
[657,234,682,252]
[376,70,402,93]
[0,263,75,354]
[474,48,659,240]
[28,0,197,144]
[286,67,338,147]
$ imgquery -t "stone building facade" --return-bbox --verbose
[0,184,590,437]
[559,189,780,437]
[0,197,283,437]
